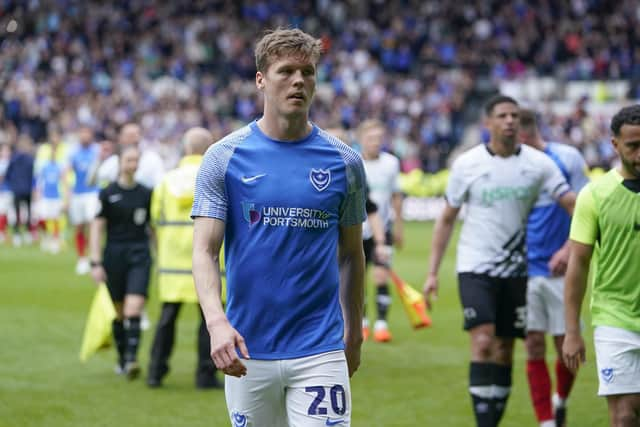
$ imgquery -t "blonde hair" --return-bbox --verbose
[356,119,385,139]
[183,127,214,155]
[255,28,322,73]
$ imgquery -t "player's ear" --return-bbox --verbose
[256,72,264,91]
[610,137,619,155]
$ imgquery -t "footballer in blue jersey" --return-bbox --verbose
[192,29,366,427]
[67,126,100,274]
[0,143,12,242]
[519,109,588,427]
[35,149,65,253]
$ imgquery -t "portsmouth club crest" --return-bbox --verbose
[310,168,331,192]
[242,201,261,227]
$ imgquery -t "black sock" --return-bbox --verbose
[492,364,512,425]
[469,362,495,427]
[375,284,391,321]
[124,316,141,363]
[112,319,125,367]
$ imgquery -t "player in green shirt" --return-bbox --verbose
[564,104,640,426]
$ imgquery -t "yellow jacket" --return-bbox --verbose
[151,155,225,303]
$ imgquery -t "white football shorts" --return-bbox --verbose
[527,275,566,335]
[69,192,99,225]
[36,198,63,220]
[225,350,351,427]
[594,326,640,396]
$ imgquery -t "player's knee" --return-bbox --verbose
[373,267,388,284]
[471,333,494,360]
[525,333,546,359]
[611,409,637,427]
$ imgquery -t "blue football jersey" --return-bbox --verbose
[192,121,366,360]
[527,142,589,276]
[39,161,63,199]
[71,144,99,194]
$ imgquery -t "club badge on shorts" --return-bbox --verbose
[310,168,331,192]
[232,411,248,427]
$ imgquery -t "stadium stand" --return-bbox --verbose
[0,0,638,173]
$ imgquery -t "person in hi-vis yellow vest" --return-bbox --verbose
[147,127,224,388]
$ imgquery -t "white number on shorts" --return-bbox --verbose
[514,306,527,329]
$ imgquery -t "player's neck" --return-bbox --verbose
[487,139,518,157]
[362,151,380,161]
[533,137,546,151]
[117,175,136,189]
[618,165,640,181]
[258,111,312,142]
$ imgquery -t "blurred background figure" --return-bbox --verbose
[66,126,100,274]
[89,145,153,380]
[5,136,36,246]
[357,119,404,343]
[34,143,65,254]
[96,123,165,189]
[0,142,13,244]
[147,127,220,389]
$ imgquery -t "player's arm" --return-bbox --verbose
[563,240,592,373]
[557,190,576,215]
[548,239,571,276]
[562,185,597,373]
[423,202,460,309]
[192,216,249,377]
[89,216,107,284]
[62,162,73,210]
[392,191,404,248]
[338,223,365,377]
[367,198,389,264]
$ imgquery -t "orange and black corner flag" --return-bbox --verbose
[389,270,432,329]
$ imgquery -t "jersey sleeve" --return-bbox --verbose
[191,143,229,221]
[96,155,118,187]
[365,197,378,214]
[391,155,402,194]
[540,154,571,200]
[149,182,163,225]
[445,157,468,208]
[569,184,598,245]
[339,152,367,226]
[96,188,108,219]
[568,149,590,192]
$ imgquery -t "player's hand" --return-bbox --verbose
[209,321,250,377]
[374,244,391,266]
[423,274,438,311]
[344,335,363,377]
[393,228,404,249]
[562,332,586,374]
[548,245,570,276]
[90,265,106,284]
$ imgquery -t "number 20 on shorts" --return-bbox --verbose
[305,385,347,416]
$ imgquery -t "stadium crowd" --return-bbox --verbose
[0,0,639,174]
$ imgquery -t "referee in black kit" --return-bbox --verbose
[89,145,152,380]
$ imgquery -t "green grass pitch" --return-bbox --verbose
[0,222,606,426]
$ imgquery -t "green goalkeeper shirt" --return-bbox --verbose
[570,169,640,332]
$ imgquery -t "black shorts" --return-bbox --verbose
[103,242,151,302]
[363,230,393,267]
[458,273,527,338]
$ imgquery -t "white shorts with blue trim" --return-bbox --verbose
[225,350,351,427]
[527,275,566,335]
[594,326,640,396]
[69,192,99,225]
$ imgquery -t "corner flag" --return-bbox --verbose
[389,270,432,329]
[79,283,116,362]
